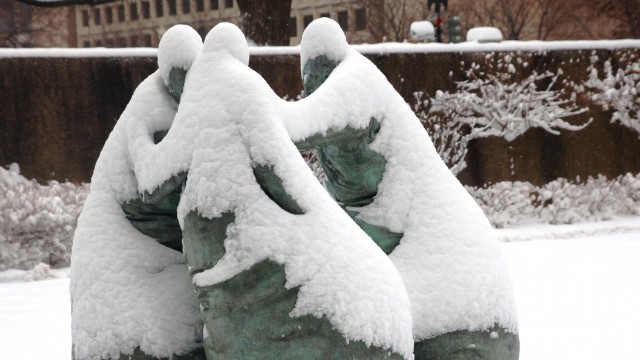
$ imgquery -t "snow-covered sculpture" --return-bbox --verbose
[70,25,206,360]
[129,23,414,360]
[282,18,520,359]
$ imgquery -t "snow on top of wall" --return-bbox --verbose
[2,39,639,59]
[0,47,159,58]
[70,26,203,359]
[129,22,414,359]
[158,24,203,87]
[279,18,518,340]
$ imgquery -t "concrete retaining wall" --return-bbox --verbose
[1,46,639,187]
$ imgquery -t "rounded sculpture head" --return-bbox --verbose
[300,18,348,74]
[300,18,347,96]
[158,25,203,102]
[203,22,249,66]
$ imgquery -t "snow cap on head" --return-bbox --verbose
[158,24,203,87]
[203,22,249,66]
[300,18,348,73]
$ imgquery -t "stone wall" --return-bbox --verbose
[1,48,639,187]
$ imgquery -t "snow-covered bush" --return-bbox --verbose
[414,91,470,175]
[300,149,325,184]
[466,181,537,227]
[416,52,591,175]
[430,54,591,141]
[467,173,640,228]
[0,163,88,271]
[585,51,640,136]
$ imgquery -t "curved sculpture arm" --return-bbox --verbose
[277,50,391,144]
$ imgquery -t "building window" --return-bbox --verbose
[118,5,125,22]
[142,1,150,19]
[82,10,89,27]
[196,0,204,12]
[182,0,191,13]
[95,39,103,47]
[303,14,313,28]
[355,8,366,30]
[144,34,152,47]
[118,37,127,47]
[130,3,139,20]
[131,35,139,47]
[156,0,164,17]
[83,40,90,47]
[106,7,113,24]
[288,17,297,38]
[168,0,177,15]
[224,0,232,8]
[337,10,348,31]
[320,12,330,18]
[210,0,218,10]
[106,38,115,47]
[93,8,101,25]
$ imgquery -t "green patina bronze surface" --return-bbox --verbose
[121,65,188,252]
[302,55,339,97]
[115,347,206,360]
[301,55,520,359]
[121,129,186,252]
[179,155,403,359]
[182,210,403,360]
[413,326,519,360]
[168,67,187,103]
[106,68,206,360]
[253,164,305,215]
[74,346,206,360]
[299,56,403,253]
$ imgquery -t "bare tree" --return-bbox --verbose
[493,0,534,40]
[532,0,569,40]
[235,0,292,45]
[359,0,426,42]
[585,0,640,38]
[1,0,54,47]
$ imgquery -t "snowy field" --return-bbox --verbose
[1,216,639,360]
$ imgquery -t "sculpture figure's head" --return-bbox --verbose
[158,24,203,103]
[300,18,348,96]
[203,22,249,66]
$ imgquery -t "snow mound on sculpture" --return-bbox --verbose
[70,26,203,359]
[280,18,518,340]
[130,23,414,359]
[299,18,348,74]
[158,24,203,86]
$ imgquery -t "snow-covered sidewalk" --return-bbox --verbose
[1,217,639,360]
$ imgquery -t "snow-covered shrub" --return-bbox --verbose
[283,93,327,183]
[466,173,640,227]
[0,163,88,271]
[300,149,325,184]
[466,181,537,228]
[430,54,591,142]
[415,52,591,175]
[585,51,640,135]
[414,91,470,175]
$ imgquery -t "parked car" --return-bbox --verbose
[466,27,503,43]
[410,21,436,43]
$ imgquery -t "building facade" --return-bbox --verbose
[74,0,370,48]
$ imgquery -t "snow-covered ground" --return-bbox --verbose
[1,216,639,360]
